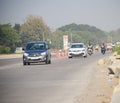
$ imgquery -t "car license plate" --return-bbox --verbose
[29,56,41,60]
[73,52,80,54]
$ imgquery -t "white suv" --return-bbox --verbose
[68,43,87,58]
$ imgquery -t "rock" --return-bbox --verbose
[113,85,120,94]
[109,56,116,62]
[115,55,120,59]
[98,59,105,65]
[119,78,120,85]
[108,64,120,78]
[104,58,113,66]
[113,52,118,56]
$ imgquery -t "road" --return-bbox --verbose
[0,52,111,103]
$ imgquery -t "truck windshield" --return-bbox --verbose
[26,43,45,50]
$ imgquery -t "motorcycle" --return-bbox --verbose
[87,48,93,56]
[101,46,106,55]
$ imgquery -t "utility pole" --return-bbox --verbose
[111,35,113,43]
[43,32,45,41]
[71,32,72,43]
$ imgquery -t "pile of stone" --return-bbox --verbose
[109,53,120,103]
[98,52,120,103]
[107,52,120,78]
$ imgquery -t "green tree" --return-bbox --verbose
[13,23,22,46]
[14,24,21,34]
[51,30,64,49]
[20,15,50,46]
[0,24,20,53]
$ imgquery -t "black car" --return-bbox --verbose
[23,41,51,65]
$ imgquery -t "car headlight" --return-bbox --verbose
[41,52,46,56]
[24,53,29,57]
[69,50,71,52]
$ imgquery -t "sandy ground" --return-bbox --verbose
[0,53,23,59]
[75,65,118,103]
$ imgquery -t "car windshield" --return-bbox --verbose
[26,42,45,50]
[71,44,83,48]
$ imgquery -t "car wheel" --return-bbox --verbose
[23,62,27,65]
[45,57,49,64]
[28,63,30,65]
[46,59,51,64]
[68,56,72,58]
[48,59,51,64]
[84,55,87,58]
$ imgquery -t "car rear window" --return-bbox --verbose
[71,44,83,48]
[26,42,45,50]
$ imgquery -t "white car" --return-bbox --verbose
[68,43,87,58]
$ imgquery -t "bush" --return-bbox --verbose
[117,50,120,55]
[0,45,11,54]
[113,46,120,55]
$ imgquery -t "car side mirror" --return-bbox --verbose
[48,46,50,49]
[46,44,50,49]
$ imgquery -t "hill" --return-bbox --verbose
[57,23,107,45]
[109,29,120,42]
[51,23,108,49]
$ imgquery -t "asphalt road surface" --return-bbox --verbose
[0,52,111,103]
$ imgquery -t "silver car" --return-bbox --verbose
[23,41,51,65]
[68,43,87,58]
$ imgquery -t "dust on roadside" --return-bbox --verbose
[74,65,118,103]
[0,53,23,59]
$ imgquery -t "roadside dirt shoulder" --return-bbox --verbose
[77,64,118,103]
[0,54,23,59]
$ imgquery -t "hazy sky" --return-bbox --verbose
[0,0,120,31]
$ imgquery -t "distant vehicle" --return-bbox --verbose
[101,45,106,55]
[106,43,112,51]
[116,41,120,45]
[94,45,99,51]
[23,41,51,65]
[68,43,87,58]
[15,47,24,53]
[87,48,93,56]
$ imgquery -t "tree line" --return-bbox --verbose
[0,15,119,54]
[0,16,51,54]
